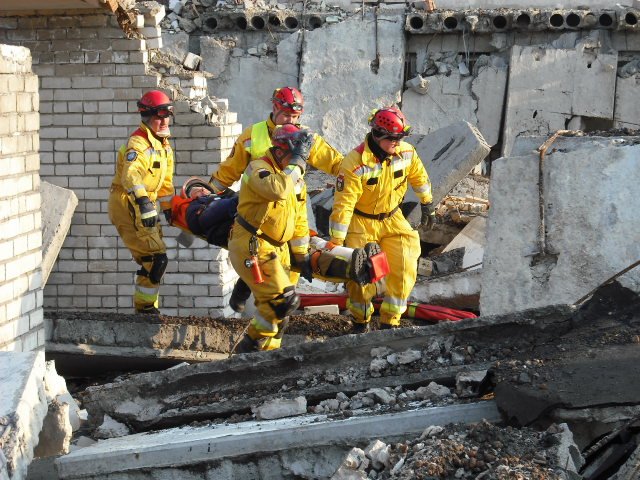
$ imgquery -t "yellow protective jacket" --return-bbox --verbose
[329,137,432,243]
[235,152,309,256]
[111,122,175,210]
[210,116,343,192]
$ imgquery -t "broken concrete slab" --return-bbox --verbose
[480,134,640,316]
[489,283,640,449]
[502,40,618,155]
[0,352,47,480]
[300,12,405,153]
[44,312,232,374]
[614,69,640,128]
[40,181,78,286]
[441,215,486,270]
[82,305,573,432]
[406,120,491,208]
[55,402,501,479]
[413,269,481,310]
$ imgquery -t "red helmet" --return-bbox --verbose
[137,90,174,118]
[271,123,305,150]
[272,87,304,114]
[368,106,411,139]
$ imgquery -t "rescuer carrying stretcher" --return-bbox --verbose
[170,176,389,289]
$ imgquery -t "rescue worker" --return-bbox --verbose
[108,90,175,314]
[328,106,435,332]
[228,124,312,352]
[208,86,344,313]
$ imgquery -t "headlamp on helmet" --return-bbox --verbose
[272,87,304,114]
[368,106,412,140]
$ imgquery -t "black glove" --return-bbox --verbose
[218,188,237,199]
[293,253,313,283]
[419,202,435,230]
[288,132,314,173]
[135,196,158,228]
[163,208,172,225]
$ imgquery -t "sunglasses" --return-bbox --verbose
[151,105,174,118]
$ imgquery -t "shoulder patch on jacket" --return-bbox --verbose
[336,173,344,192]
[126,151,138,162]
[355,143,365,154]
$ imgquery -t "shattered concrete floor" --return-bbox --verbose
[47,282,640,479]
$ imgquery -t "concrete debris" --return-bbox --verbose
[331,448,369,479]
[182,51,201,70]
[0,352,47,480]
[95,414,131,439]
[33,399,72,458]
[252,396,307,420]
[405,74,430,94]
[334,420,582,479]
[481,134,640,316]
[82,305,572,431]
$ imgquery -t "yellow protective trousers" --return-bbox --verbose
[344,210,420,327]
[108,185,167,312]
[228,224,295,351]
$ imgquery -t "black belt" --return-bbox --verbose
[236,215,285,247]
[354,204,400,220]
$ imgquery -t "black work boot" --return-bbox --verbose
[348,247,370,285]
[136,305,160,315]
[379,323,399,330]
[233,334,259,354]
[229,279,252,313]
[350,322,371,334]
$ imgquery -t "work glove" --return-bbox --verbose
[218,188,237,199]
[288,132,314,173]
[135,196,158,228]
[418,202,435,231]
[293,253,313,283]
[163,208,172,225]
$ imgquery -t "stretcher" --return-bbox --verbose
[169,178,390,286]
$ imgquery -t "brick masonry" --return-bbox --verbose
[0,43,44,352]
[0,10,242,321]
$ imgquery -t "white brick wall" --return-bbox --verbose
[1,11,241,318]
[0,43,44,352]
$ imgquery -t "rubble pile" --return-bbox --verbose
[334,421,574,479]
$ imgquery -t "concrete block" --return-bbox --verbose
[442,216,486,270]
[614,74,640,127]
[304,305,340,315]
[40,181,78,285]
[480,136,640,316]
[502,43,617,156]
[183,52,201,71]
[33,399,72,458]
[0,351,47,479]
[407,121,491,206]
[411,269,481,310]
[145,37,163,50]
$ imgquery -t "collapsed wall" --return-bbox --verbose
[0,8,242,318]
[0,44,43,352]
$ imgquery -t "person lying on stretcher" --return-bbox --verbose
[169,177,390,286]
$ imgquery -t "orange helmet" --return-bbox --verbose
[368,106,411,139]
[272,87,304,114]
[271,123,305,150]
[137,90,174,118]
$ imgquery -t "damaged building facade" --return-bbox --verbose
[1,0,640,328]
[2,0,640,478]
